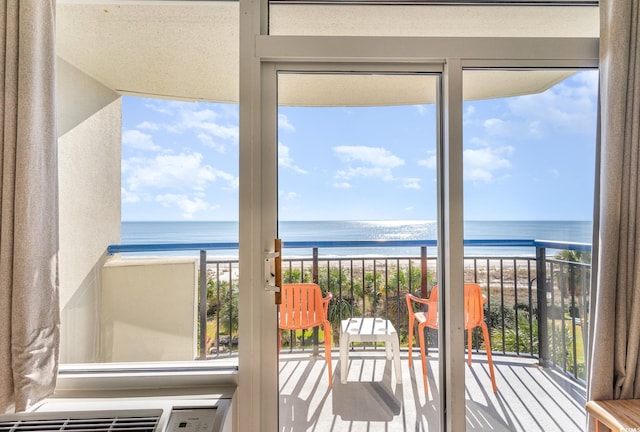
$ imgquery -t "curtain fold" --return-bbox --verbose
[0,0,59,414]
[588,0,640,430]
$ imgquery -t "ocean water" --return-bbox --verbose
[121,220,592,258]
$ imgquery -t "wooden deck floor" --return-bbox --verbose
[279,351,586,431]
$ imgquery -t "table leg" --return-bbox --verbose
[340,333,350,384]
[392,337,402,385]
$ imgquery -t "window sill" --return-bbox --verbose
[56,361,238,397]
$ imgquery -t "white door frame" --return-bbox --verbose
[238,4,599,427]
[263,63,453,431]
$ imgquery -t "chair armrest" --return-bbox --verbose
[406,293,433,306]
[322,292,333,316]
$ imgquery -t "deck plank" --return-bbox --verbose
[279,351,586,431]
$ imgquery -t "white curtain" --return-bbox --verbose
[588,0,640,430]
[0,0,59,413]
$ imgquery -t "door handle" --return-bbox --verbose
[264,238,282,304]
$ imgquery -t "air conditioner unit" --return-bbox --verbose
[0,396,232,432]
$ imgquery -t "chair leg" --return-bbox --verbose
[418,323,428,394]
[323,322,333,387]
[467,328,473,366]
[481,323,497,393]
[408,315,414,367]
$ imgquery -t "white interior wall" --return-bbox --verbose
[57,58,121,137]
[57,58,122,363]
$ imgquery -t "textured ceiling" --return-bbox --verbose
[56,2,595,106]
[57,2,239,103]
[277,70,576,106]
[270,4,598,37]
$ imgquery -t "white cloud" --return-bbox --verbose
[333,146,404,183]
[465,105,476,117]
[404,206,415,212]
[182,107,218,123]
[334,146,404,168]
[507,70,598,137]
[137,121,159,131]
[335,166,396,181]
[463,105,476,126]
[122,130,162,152]
[121,149,237,217]
[401,178,422,189]
[154,194,216,219]
[278,142,307,174]
[122,99,243,220]
[279,191,298,201]
[178,107,238,141]
[464,146,513,183]
[420,142,513,183]
[215,170,239,191]
[197,133,225,153]
[278,114,295,132]
[121,187,140,204]
[419,153,437,170]
[123,152,238,192]
[140,100,239,143]
[333,146,404,182]
[483,118,510,136]
[420,144,513,184]
[196,122,239,141]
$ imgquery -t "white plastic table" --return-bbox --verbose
[339,317,402,385]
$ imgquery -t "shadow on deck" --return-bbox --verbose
[279,351,585,431]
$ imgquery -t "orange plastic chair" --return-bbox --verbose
[406,283,497,394]
[279,283,333,387]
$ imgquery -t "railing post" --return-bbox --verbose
[199,249,207,360]
[312,247,320,357]
[536,245,549,366]
[312,247,319,284]
[421,246,428,298]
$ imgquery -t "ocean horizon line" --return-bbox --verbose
[120,220,592,257]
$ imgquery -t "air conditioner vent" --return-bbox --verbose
[0,413,160,432]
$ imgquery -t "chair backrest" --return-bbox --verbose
[279,283,327,330]
[424,284,486,329]
[463,283,485,328]
[425,286,439,328]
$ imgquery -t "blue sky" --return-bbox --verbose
[121,70,598,222]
